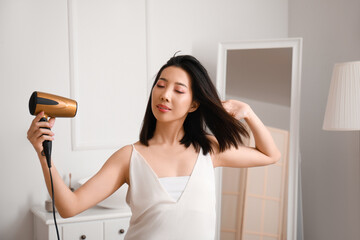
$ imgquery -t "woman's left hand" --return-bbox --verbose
[222,99,252,120]
[216,99,282,168]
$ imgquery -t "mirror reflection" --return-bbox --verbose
[217,40,302,240]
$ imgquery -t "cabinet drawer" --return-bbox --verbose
[104,218,130,240]
[63,221,103,240]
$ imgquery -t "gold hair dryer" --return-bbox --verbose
[29,91,77,118]
[28,91,78,168]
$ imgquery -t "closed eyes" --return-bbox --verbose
[156,84,185,94]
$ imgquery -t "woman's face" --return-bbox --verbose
[151,66,198,124]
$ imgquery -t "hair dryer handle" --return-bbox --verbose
[40,117,52,168]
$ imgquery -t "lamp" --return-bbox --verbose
[323,61,360,131]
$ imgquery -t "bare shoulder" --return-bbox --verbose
[111,144,133,160]
[103,144,134,183]
[107,144,134,168]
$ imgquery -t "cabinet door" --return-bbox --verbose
[63,221,103,240]
[104,218,130,240]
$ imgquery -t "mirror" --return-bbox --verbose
[215,38,302,240]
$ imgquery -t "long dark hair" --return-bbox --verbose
[140,55,249,155]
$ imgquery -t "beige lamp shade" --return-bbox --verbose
[323,61,360,131]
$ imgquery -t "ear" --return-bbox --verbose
[188,101,199,113]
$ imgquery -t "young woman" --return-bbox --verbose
[27,55,281,240]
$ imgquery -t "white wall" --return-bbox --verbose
[289,0,360,239]
[0,0,288,239]
[146,0,288,84]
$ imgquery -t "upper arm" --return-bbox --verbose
[209,136,280,168]
[213,145,280,168]
[72,145,132,214]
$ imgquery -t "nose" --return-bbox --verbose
[160,90,170,102]
[161,95,170,102]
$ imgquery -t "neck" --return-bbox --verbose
[152,121,185,145]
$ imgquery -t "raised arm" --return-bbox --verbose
[212,100,281,168]
[27,111,131,218]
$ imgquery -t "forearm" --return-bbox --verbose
[38,154,79,218]
[244,109,281,162]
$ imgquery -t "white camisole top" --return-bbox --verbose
[158,176,190,201]
[125,145,216,240]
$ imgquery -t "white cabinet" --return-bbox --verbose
[62,221,103,240]
[32,205,131,240]
[104,218,129,239]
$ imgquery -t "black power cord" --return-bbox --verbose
[40,116,60,240]
[49,167,60,240]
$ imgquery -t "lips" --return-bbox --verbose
[157,104,171,112]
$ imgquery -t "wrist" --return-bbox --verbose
[37,152,48,165]
[243,106,254,121]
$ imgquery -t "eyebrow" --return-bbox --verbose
[159,78,188,88]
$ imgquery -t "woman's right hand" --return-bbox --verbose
[27,111,56,156]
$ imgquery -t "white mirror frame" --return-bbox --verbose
[215,38,303,240]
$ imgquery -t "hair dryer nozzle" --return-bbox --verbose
[29,91,77,118]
